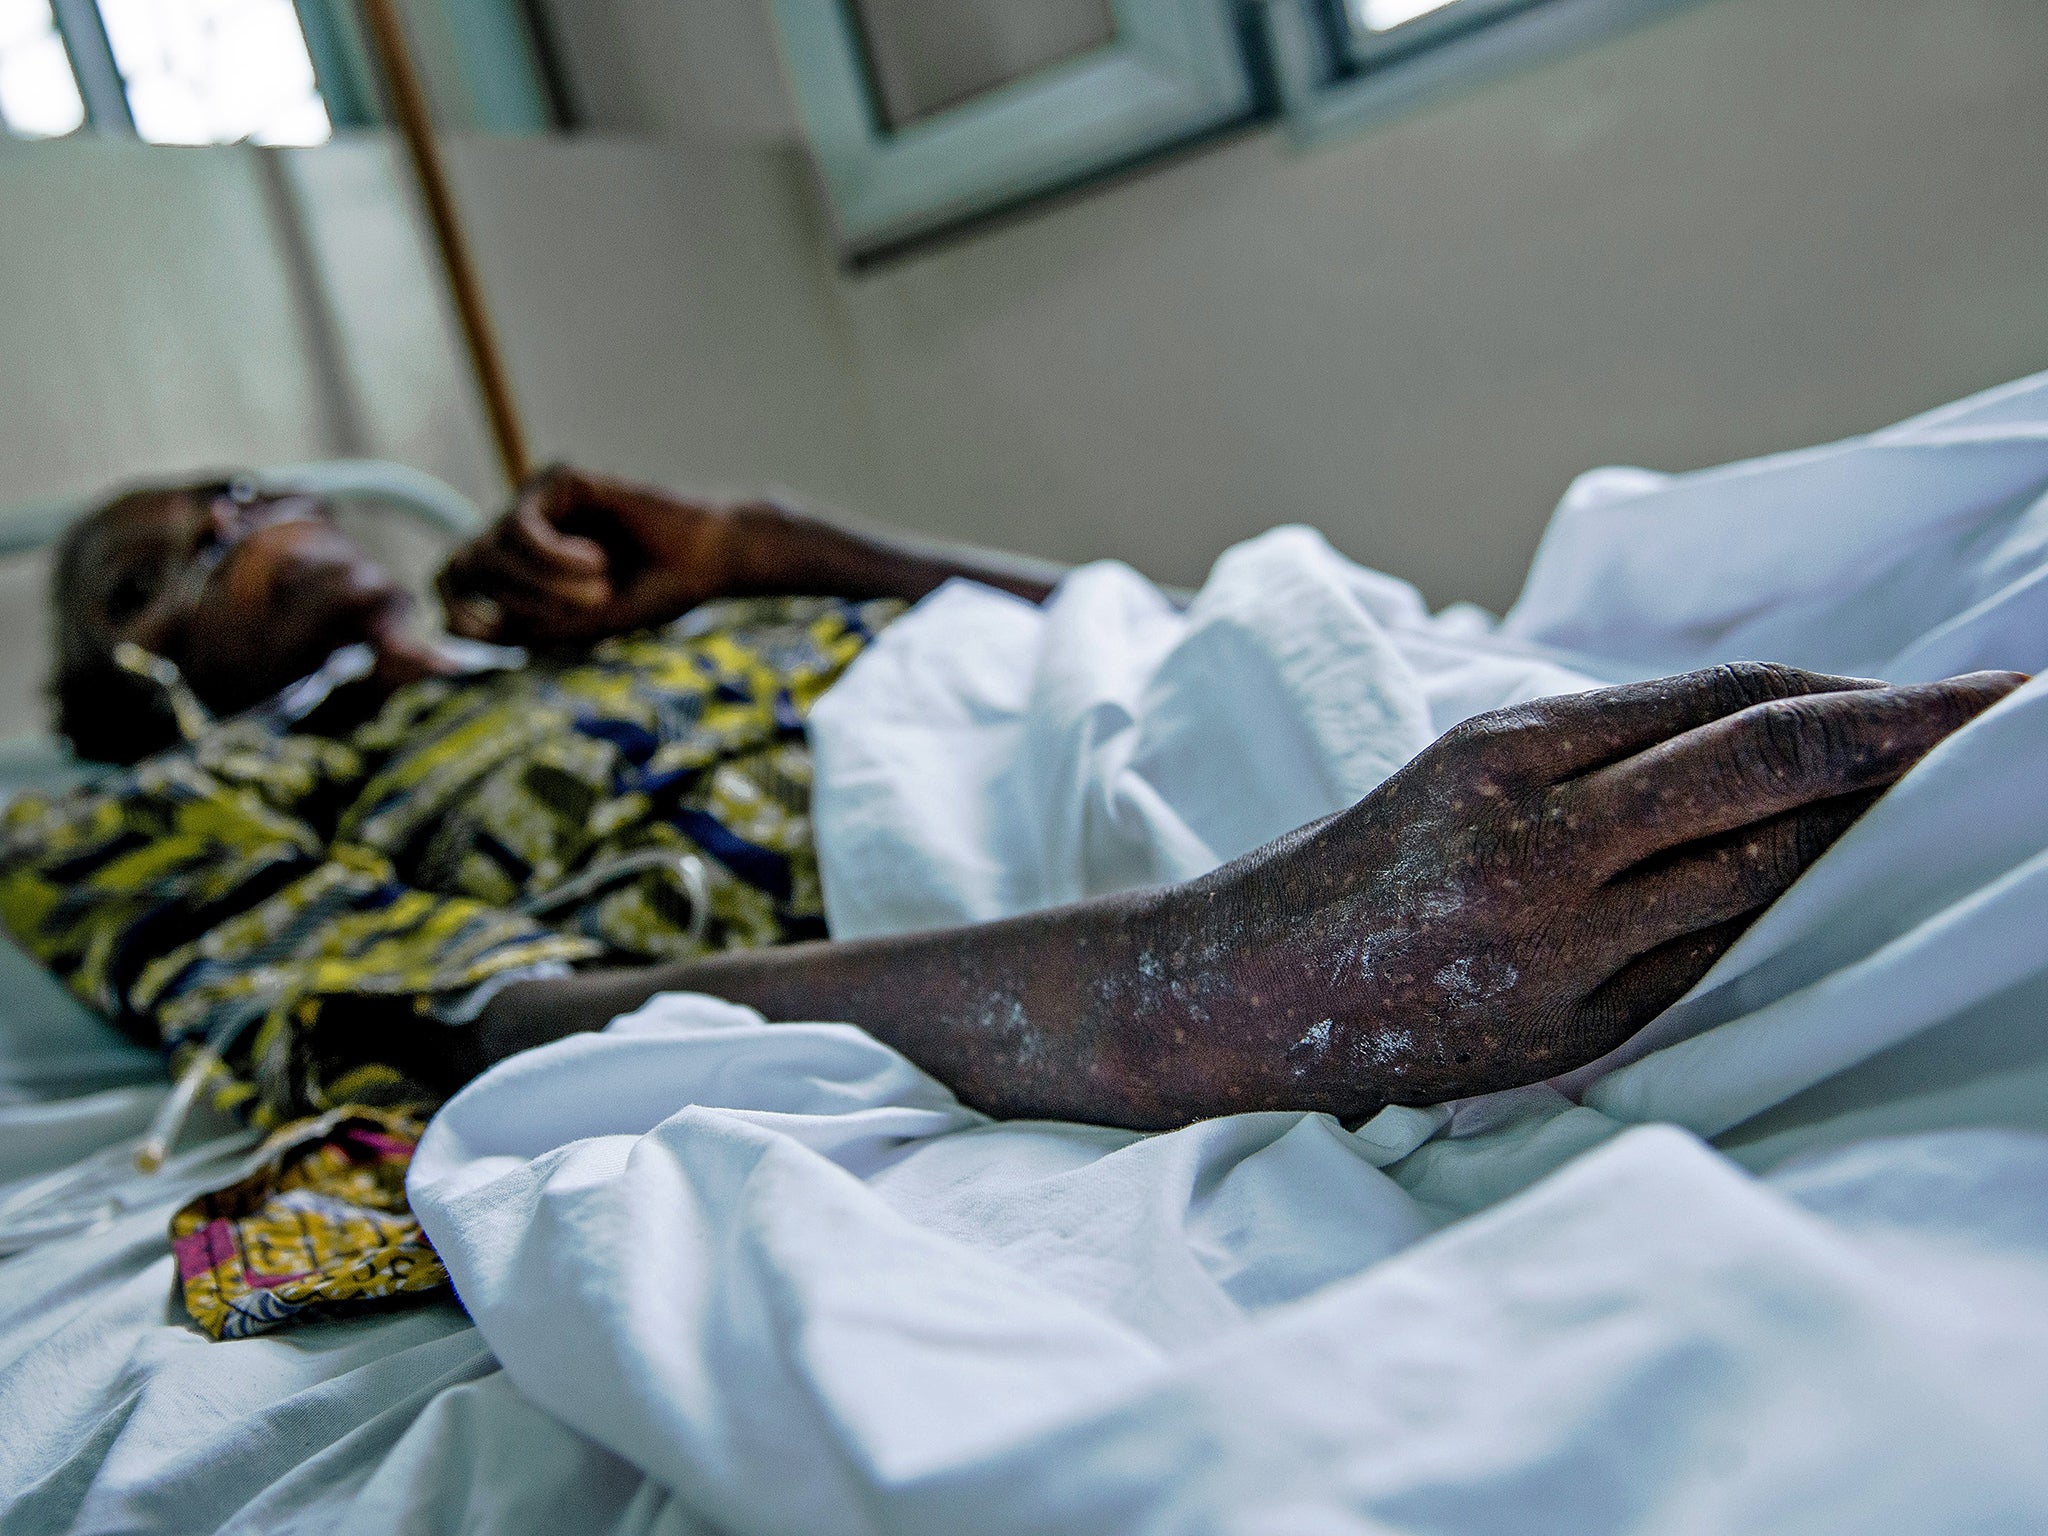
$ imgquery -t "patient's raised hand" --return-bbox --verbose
[438,467,740,644]
[1119,663,2025,1122]
[439,467,1060,646]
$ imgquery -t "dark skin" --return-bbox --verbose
[468,664,2015,1126]
[74,480,453,717]
[71,469,2025,1129]
[434,468,1063,643]
[73,472,1055,724]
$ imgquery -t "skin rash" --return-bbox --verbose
[465,662,2020,1129]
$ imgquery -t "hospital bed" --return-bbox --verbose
[5,374,2048,1532]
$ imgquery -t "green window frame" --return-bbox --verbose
[23,0,556,141]
[770,0,1257,261]
[298,0,560,134]
[1261,0,1707,146]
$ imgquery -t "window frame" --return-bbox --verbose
[10,0,557,141]
[47,0,132,131]
[770,0,1257,261]
[1261,0,1706,147]
[297,0,558,133]
[1338,0,1542,69]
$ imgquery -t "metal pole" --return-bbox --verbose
[357,0,531,490]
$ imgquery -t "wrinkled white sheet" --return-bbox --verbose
[7,371,2048,1532]
[408,373,2048,1533]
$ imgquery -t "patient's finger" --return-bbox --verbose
[1567,672,2022,869]
[513,476,609,576]
[470,491,608,592]
[1501,663,1882,784]
[446,580,597,644]
[435,555,518,639]
[1598,789,1879,947]
[435,554,499,638]
[1565,914,1757,1064]
[478,534,610,609]
[440,538,610,622]
[443,591,503,641]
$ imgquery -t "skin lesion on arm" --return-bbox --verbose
[471,882,1238,1130]
[467,664,2023,1133]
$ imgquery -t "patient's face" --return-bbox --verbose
[77,480,411,716]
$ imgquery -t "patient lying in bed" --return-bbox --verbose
[11,468,2015,1137]
[9,381,2045,1529]
[3,466,2020,1336]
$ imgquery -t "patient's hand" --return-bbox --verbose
[1104,663,2026,1123]
[440,465,1065,646]
[452,661,2025,1132]
[438,467,739,644]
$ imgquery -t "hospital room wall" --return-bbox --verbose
[789,0,2048,606]
[0,145,336,737]
[1,0,2042,738]
[0,134,877,738]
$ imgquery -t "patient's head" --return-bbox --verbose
[51,478,414,762]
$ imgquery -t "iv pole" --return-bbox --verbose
[356,0,532,491]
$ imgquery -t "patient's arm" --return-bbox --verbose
[465,665,2022,1130]
[437,466,1061,644]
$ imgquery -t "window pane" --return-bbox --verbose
[851,0,1116,129]
[1352,0,1463,32]
[96,0,330,145]
[0,0,84,137]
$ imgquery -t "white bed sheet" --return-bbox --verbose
[7,371,2048,1532]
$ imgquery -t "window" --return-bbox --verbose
[1355,0,1462,27]
[1349,0,1516,52]
[98,0,330,144]
[0,0,555,142]
[774,0,1701,258]
[772,0,1255,261]
[0,0,85,138]
[1266,0,1697,146]
[850,0,1117,127]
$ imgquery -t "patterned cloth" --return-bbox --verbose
[171,1105,446,1339]
[0,596,899,1336]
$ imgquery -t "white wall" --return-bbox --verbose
[541,0,800,141]
[530,0,2048,602]
[807,0,2048,604]
[0,141,340,736]
[0,131,871,737]
[4,0,2044,738]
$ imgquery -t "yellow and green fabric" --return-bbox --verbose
[171,1104,447,1339]
[0,596,899,1337]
